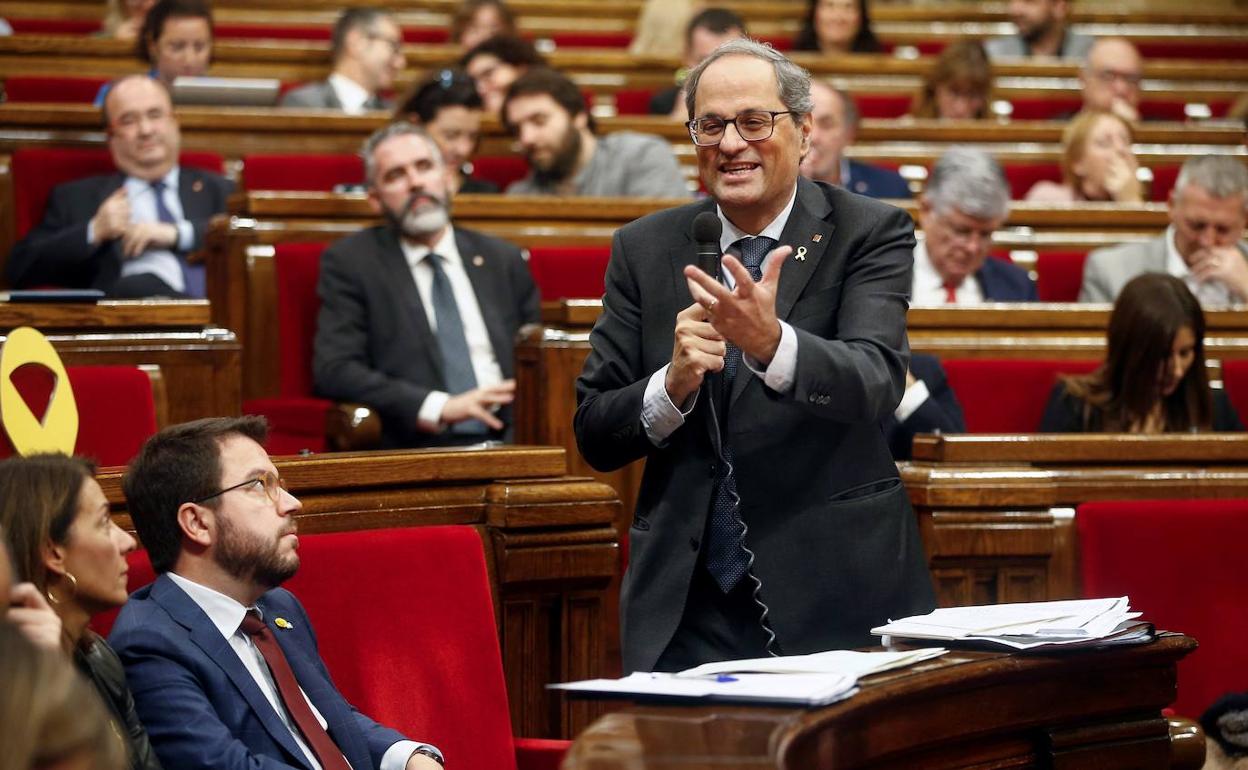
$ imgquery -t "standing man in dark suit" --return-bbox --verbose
[912,147,1037,303]
[111,416,444,770]
[279,8,405,113]
[7,75,232,298]
[800,79,912,199]
[314,122,540,448]
[574,39,935,673]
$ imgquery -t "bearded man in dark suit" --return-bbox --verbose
[574,39,935,674]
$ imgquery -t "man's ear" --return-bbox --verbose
[177,502,215,548]
[366,186,382,215]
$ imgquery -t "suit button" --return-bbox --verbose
[709,463,717,477]
[689,537,700,551]
[808,394,817,403]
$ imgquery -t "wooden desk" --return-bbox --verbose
[99,444,622,739]
[564,634,1202,769]
[0,299,241,424]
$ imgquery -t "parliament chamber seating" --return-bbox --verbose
[3,75,108,103]
[525,245,610,301]
[0,364,164,466]
[1032,250,1089,302]
[1217,359,1248,419]
[942,358,1100,433]
[471,155,531,192]
[1078,498,1248,719]
[242,154,364,193]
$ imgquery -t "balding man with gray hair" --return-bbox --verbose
[1081,155,1248,305]
[913,147,1037,304]
[280,8,405,112]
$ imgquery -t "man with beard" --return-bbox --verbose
[503,67,691,198]
[984,0,1092,61]
[111,416,444,769]
[313,122,540,447]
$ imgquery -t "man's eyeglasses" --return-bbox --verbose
[1091,68,1142,87]
[366,31,404,56]
[687,110,794,147]
[192,471,288,505]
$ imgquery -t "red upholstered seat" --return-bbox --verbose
[1007,96,1083,121]
[241,242,332,455]
[1002,161,1064,200]
[287,526,570,770]
[614,89,657,116]
[1150,164,1181,202]
[852,94,911,119]
[8,18,103,34]
[12,147,225,239]
[0,365,158,467]
[1218,360,1248,420]
[3,75,109,103]
[943,358,1100,433]
[1033,251,1089,302]
[1078,498,1248,718]
[547,31,632,48]
[526,246,610,301]
[471,155,531,192]
[1136,41,1248,60]
[242,154,364,192]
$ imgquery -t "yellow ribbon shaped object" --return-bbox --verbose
[0,327,78,455]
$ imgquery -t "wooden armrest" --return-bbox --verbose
[325,402,381,451]
[1169,716,1206,770]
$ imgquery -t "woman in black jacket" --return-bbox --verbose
[0,454,162,770]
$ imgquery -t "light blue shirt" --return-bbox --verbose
[85,167,194,293]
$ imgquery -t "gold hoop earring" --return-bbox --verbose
[45,571,78,605]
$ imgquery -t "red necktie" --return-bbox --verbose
[943,281,958,303]
[240,611,352,770]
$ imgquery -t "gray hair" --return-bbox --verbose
[1174,155,1248,209]
[683,38,813,121]
[925,147,1010,221]
[360,120,444,187]
[332,7,393,63]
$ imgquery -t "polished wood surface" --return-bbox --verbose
[98,445,622,739]
[564,634,1201,769]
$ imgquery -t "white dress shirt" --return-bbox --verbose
[85,167,194,293]
[328,73,372,115]
[167,572,427,770]
[910,240,985,305]
[401,226,505,432]
[1164,225,1237,307]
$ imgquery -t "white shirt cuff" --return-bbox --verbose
[86,220,96,246]
[382,741,442,770]
[642,364,696,445]
[742,321,796,394]
[176,221,194,251]
[418,391,450,433]
[894,379,931,423]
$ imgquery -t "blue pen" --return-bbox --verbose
[715,674,738,682]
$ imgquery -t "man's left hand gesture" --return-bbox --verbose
[1189,246,1248,301]
[683,244,791,366]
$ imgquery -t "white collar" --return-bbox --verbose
[716,184,799,253]
[1163,225,1190,276]
[400,225,459,270]
[167,571,253,640]
[125,166,180,193]
[328,73,371,114]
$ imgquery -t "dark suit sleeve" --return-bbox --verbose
[313,241,432,430]
[6,183,110,288]
[1213,389,1245,431]
[1038,381,1087,432]
[884,355,966,459]
[512,249,541,325]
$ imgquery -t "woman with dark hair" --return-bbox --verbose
[910,39,993,120]
[450,0,516,49]
[0,454,162,770]
[396,69,500,193]
[95,0,213,105]
[460,33,546,116]
[793,0,881,55]
[1040,273,1244,433]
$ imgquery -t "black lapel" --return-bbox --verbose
[378,227,444,383]
[454,229,512,376]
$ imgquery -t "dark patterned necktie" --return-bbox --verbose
[428,253,488,435]
[150,180,205,298]
[704,235,776,592]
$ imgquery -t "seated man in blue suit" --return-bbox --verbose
[111,416,444,770]
[800,79,911,199]
[880,352,966,460]
[912,147,1037,304]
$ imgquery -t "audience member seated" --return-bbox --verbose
[648,8,747,119]
[1080,37,1143,124]
[0,455,162,770]
[984,0,1092,61]
[503,68,690,197]
[882,352,966,460]
[111,417,445,770]
[0,623,126,770]
[450,0,516,50]
[802,80,910,198]
[6,76,234,298]
[913,147,1037,303]
[105,0,155,40]
[1202,693,1248,770]
[314,123,539,448]
[1080,155,1248,305]
[792,0,881,55]
[397,69,498,194]
[95,0,214,106]
[1026,110,1142,203]
[1041,273,1243,432]
[909,39,993,121]
[280,8,405,113]
[460,34,546,117]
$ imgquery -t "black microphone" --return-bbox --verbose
[692,211,722,280]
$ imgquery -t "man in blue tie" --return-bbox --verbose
[313,122,540,448]
[574,39,935,673]
[7,74,233,298]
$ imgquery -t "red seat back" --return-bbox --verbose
[526,246,610,301]
[1078,498,1248,718]
[614,89,656,116]
[4,75,109,103]
[287,526,520,770]
[1003,161,1064,200]
[1034,251,1089,302]
[273,243,329,399]
[243,154,364,192]
[852,93,911,119]
[943,358,1100,432]
[1007,96,1084,121]
[1219,360,1248,421]
[7,18,103,34]
[1150,164,1181,202]
[471,156,531,192]
[0,365,157,467]
[12,147,225,239]
[546,31,632,49]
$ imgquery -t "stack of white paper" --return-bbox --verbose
[549,648,948,707]
[872,597,1151,650]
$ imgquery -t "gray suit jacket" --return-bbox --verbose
[313,224,540,448]
[279,80,389,111]
[1079,235,1248,303]
[574,178,936,672]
